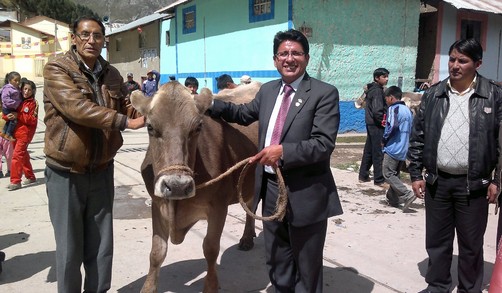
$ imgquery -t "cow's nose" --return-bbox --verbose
[154,174,195,199]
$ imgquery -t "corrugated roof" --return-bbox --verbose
[155,0,192,14]
[443,0,502,14]
[0,16,17,23]
[107,13,172,36]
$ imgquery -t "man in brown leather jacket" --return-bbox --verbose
[43,16,144,293]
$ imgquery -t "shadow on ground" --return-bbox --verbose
[117,233,379,293]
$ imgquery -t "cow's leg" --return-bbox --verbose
[202,206,227,293]
[238,214,256,251]
[141,200,169,293]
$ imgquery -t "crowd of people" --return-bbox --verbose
[2,14,502,293]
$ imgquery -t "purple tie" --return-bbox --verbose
[270,84,294,145]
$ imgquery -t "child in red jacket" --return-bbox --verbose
[5,79,38,191]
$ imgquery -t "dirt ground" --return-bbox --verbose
[331,145,363,170]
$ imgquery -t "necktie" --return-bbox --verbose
[270,84,294,145]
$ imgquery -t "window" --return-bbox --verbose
[139,33,146,48]
[183,6,196,34]
[165,31,170,46]
[249,0,274,23]
[456,11,487,50]
[460,20,481,42]
[116,38,121,51]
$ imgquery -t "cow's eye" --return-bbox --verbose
[146,123,153,132]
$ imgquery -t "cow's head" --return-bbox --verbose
[130,81,213,200]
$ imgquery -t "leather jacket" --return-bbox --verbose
[364,82,387,128]
[408,74,502,191]
[43,48,140,173]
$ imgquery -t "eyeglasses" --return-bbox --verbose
[74,32,104,42]
[275,51,306,60]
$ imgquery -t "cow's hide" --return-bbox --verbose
[130,81,261,293]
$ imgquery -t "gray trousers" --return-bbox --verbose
[46,164,115,293]
[382,153,412,204]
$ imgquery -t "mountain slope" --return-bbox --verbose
[70,0,176,24]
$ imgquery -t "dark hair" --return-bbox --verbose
[273,29,309,56]
[185,76,199,87]
[373,68,390,81]
[72,16,106,35]
[448,39,483,62]
[384,86,402,100]
[216,74,235,90]
[4,71,20,85]
[20,79,36,97]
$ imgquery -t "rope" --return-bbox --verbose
[167,157,288,221]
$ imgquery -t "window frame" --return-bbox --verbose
[249,0,274,23]
[456,11,487,51]
[183,5,196,34]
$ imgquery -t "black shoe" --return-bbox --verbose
[4,171,10,177]
[0,171,3,178]
[0,251,5,274]
[358,177,370,183]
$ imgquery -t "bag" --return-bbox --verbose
[354,85,368,109]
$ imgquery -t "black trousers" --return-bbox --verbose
[262,175,327,293]
[359,124,384,184]
[424,171,488,293]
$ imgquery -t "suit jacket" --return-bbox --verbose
[210,73,343,226]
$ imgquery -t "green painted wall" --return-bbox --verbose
[294,0,419,100]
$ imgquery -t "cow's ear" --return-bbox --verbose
[194,88,213,114]
[130,90,151,115]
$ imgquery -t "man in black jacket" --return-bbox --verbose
[408,39,502,293]
[359,68,389,186]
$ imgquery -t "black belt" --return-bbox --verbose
[263,172,277,181]
[438,169,467,178]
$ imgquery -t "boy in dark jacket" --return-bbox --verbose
[358,67,389,186]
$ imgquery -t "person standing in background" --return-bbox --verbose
[142,69,160,97]
[123,72,141,97]
[381,86,415,209]
[0,71,22,141]
[184,76,199,94]
[358,67,389,187]
[4,79,38,191]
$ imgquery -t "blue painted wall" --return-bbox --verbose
[159,0,419,133]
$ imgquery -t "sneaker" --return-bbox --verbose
[4,171,10,177]
[0,251,5,274]
[7,183,21,191]
[386,194,400,208]
[375,182,390,189]
[403,192,417,210]
[22,178,36,185]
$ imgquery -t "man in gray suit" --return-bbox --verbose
[208,29,342,292]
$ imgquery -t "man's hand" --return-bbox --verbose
[249,145,283,167]
[412,179,426,199]
[6,112,17,120]
[127,116,145,130]
[487,182,499,204]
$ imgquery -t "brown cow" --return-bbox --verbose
[130,81,260,293]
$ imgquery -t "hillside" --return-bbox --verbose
[71,0,177,24]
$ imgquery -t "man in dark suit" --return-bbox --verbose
[208,29,342,293]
